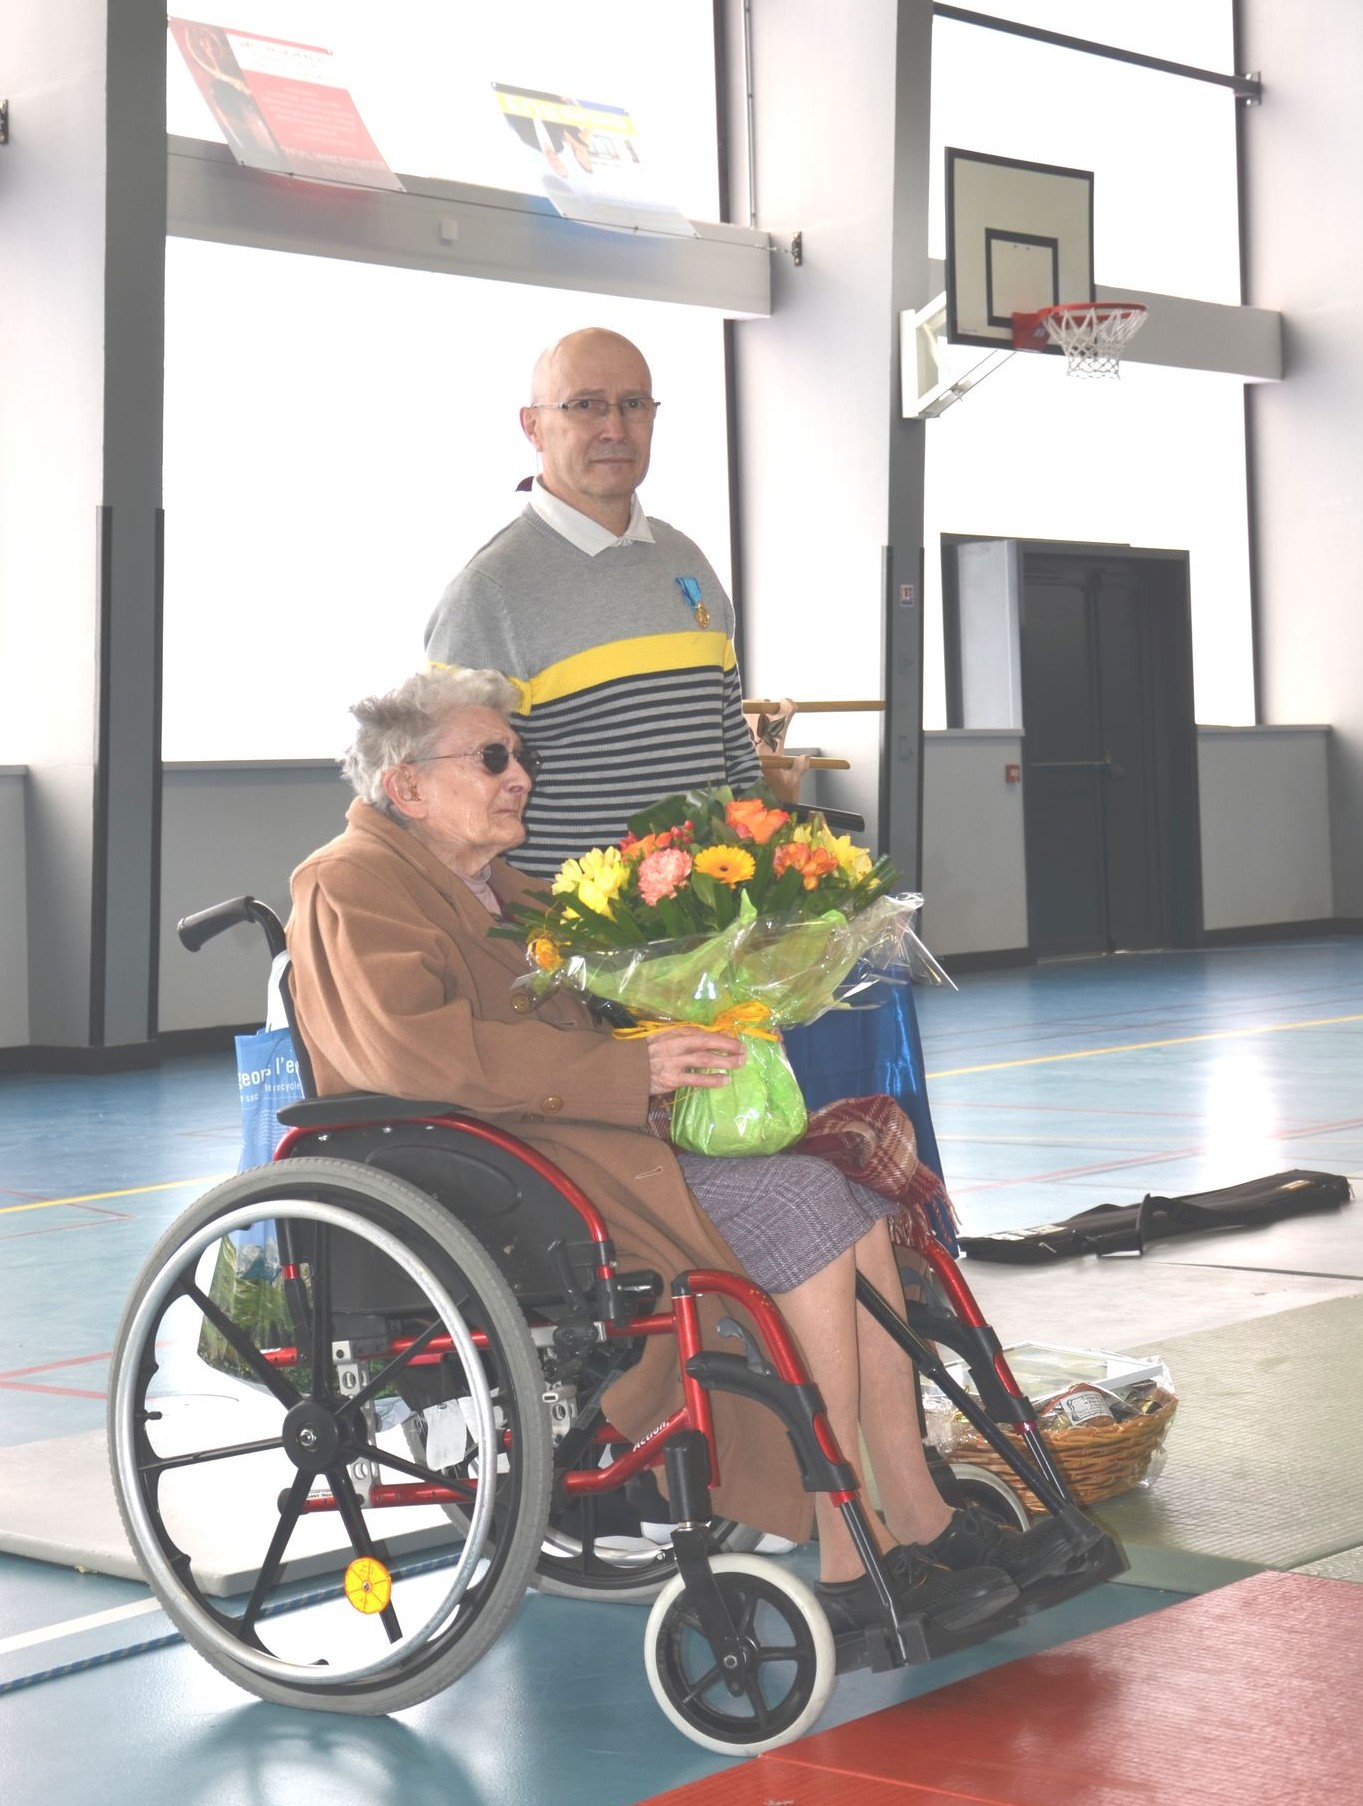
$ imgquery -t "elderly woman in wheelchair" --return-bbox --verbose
[108,667,1110,1751]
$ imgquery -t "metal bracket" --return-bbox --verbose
[900,292,1013,418]
[0,101,8,146]
[1240,70,1262,108]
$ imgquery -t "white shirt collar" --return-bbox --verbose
[527,480,654,554]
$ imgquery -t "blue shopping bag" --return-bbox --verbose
[784,970,958,1254]
[233,953,305,1170]
[201,956,304,1373]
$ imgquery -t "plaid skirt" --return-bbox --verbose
[676,1151,896,1294]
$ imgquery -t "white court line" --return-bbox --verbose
[0,1594,165,1658]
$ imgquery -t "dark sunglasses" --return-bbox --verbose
[423,742,543,780]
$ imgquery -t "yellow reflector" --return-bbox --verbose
[344,1556,393,1614]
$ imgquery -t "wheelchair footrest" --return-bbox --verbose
[831,1594,1027,1676]
[1013,1527,1128,1618]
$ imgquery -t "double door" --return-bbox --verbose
[1018,552,1200,957]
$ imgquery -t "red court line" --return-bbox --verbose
[0,1351,111,1381]
[0,1350,109,1401]
[0,1380,106,1400]
[950,1112,1363,1196]
[949,1142,1203,1196]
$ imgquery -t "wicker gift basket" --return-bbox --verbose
[948,1386,1178,1512]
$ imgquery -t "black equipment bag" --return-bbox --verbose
[958,1169,1352,1264]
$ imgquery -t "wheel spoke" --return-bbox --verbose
[347,1318,451,1413]
[677,1659,725,1706]
[142,1433,285,1477]
[753,1642,808,1671]
[308,1224,332,1399]
[352,1435,479,1504]
[241,1467,312,1635]
[186,1280,301,1409]
[742,1672,776,1729]
[326,1462,403,1643]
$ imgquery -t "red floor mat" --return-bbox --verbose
[645,1572,1363,1806]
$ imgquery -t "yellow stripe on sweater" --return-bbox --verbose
[515,632,737,712]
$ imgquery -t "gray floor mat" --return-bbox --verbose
[1089,1293,1363,1573]
[0,1428,457,1594]
[1292,1544,1363,1583]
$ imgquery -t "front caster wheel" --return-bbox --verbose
[643,1554,835,1755]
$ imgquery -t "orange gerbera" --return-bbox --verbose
[774,841,838,890]
[693,844,756,887]
[725,797,790,845]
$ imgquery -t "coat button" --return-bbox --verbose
[511,993,532,1014]
[542,1095,564,1112]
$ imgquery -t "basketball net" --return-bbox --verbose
[1013,302,1149,378]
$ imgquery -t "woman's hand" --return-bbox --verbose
[647,1027,746,1094]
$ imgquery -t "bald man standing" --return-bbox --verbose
[424,329,762,876]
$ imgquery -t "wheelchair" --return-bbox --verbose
[106,897,1124,1755]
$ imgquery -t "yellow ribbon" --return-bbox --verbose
[611,1000,779,1042]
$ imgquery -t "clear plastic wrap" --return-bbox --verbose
[518,892,947,1156]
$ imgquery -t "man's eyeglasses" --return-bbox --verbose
[527,397,660,424]
[422,743,543,780]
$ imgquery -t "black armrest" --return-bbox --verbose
[277,1094,458,1128]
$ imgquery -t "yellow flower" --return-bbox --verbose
[551,845,626,911]
[822,831,872,881]
[529,935,563,971]
[694,844,756,887]
[576,878,616,918]
[579,845,626,895]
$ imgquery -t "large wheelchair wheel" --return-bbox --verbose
[644,1554,835,1754]
[108,1159,552,1714]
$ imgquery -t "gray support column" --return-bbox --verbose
[0,1,166,1060]
[726,0,933,880]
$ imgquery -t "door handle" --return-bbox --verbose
[1028,758,1113,771]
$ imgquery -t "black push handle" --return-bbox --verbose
[177,895,287,959]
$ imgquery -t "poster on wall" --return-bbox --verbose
[492,83,694,236]
[169,18,403,191]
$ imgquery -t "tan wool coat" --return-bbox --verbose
[286,799,812,1541]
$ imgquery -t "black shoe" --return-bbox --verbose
[915,1505,1079,1591]
[817,1548,1016,1636]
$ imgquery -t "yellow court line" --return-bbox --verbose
[0,1176,222,1217]
[928,1012,1363,1081]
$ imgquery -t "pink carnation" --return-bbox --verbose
[637,846,692,906]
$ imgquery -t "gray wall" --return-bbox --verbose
[0,774,28,1045]
[157,765,350,1032]
[1198,727,1333,931]
[1242,2,1363,917]
[920,732,1028,958]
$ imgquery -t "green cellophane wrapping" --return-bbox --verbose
[669,1034,808,1155]
[530,893,924,1158]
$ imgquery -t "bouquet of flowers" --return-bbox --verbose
[500,786,945,1157]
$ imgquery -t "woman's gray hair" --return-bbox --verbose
[342,667,520,818]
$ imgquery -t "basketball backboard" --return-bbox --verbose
[945,149,1094,350]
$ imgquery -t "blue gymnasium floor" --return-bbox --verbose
[2,939,1361,1806]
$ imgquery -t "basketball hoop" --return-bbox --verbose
[1012,301,1149,378]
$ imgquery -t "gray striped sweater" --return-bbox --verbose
[425,507,762,877]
